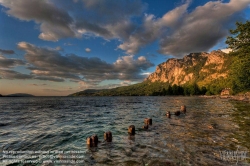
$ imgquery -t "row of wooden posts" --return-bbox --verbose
[87,105,186,147]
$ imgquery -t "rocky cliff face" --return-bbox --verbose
[145,50,229,86]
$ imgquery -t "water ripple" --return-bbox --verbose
[0,96,249,165]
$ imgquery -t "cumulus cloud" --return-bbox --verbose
[119,0,250,56]
[112,55,154,80]
[118,2,190,54]
[29,83,47,86]
[0,0,76,41]
[0,67,66,82]
[55,46,63,51]
[158,0,250,57]
[221,48,232,53]
[0,55,25,68]
[81,0,144,20]
[85,48,91,52]
[0,70,32,79]
[0,0,144,42]
[1,0,249,57]
[34,76,65,82]
[17,42,153,83]
[0,49,15,55]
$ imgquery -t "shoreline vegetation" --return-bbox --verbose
[1,92,249,103]
[201,93,250,102]
[0,93,34,97]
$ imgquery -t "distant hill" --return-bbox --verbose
[5,93,34,97]
[69,89,102,96]
[69,50,233,96]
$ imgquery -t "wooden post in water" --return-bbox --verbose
[128,125,135,135]
[144,118,152,125]
[86,134,99,147]
[104,131,112,142]
[91,134,98,147]
[181,105,186,114]
[86,137,92,145]
[166,111,171,118]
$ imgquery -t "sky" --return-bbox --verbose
[0,0,250,96]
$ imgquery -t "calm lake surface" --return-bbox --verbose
[0,96,249,166]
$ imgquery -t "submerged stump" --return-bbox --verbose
[104,131,112,142]
[181,105,186,114]
[86,137,92,145]
[128,125,135,135]
[144,118,152,125]
[166,111,171,118]
[86,134,98,147]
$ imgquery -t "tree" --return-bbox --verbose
[226,21,250,93]
[226,21,250,52]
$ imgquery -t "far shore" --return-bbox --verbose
[199,93,250,103]
[1,93,250,103]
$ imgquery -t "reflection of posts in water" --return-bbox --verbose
[142,125,148,130]
[128,135,135,141]
[175,111,181,116]
[128,125,135,135]
[144,118,152,125]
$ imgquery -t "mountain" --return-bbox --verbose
[5,93,34,97]
[146,50,229,86]
[69,50,232,96]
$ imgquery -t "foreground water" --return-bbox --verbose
[0,96,249,166]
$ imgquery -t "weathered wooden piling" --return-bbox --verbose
[86,137,92,145]
[104,131,112,142]
[128,125,135,135]
[181,105,186,114]
[86,134,98,147]
[91,134,98,146]
[166,111,171,118]
[144,118,152,125]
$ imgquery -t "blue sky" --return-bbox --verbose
[0,0,249,96]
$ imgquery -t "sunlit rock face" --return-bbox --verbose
[145,50,228,86]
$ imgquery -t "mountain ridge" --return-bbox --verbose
[145,50,229,86]
[69,50,231,96]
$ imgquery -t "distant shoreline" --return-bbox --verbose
[1,94,249,102]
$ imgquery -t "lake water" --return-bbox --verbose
[0,96,249,165]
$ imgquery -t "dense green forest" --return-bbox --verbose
[70,21,250,97]
[226,20,250,93]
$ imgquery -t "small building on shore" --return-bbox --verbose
[221,88,230,96]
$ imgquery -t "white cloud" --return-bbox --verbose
[0,0,249,57]
[16,42,154,83]
[118,0,250,56]
[85,48,91,52]
[158,0,250,57]
[0,48,15,55]
[0,55,25,69]
[221,48,232,53]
